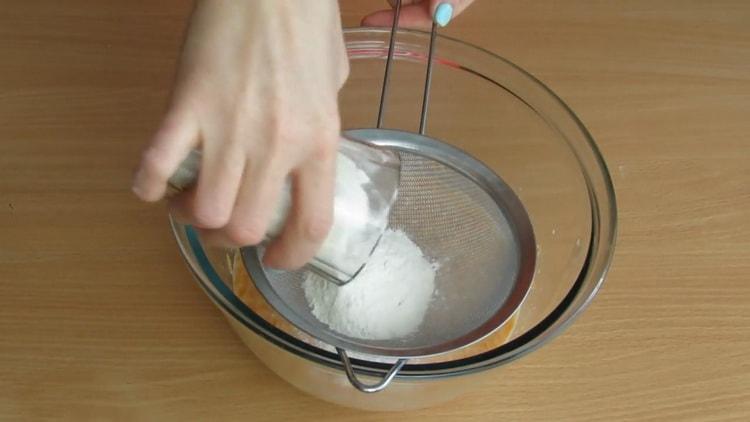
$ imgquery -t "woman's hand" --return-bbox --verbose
[132,0,349,269]
[362,0,476,30]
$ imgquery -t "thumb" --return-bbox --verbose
[429,1,475,27]
[363,1,474,29]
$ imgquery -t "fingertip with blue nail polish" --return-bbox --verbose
[434,2,454,27]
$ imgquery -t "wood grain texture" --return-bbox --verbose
[1,0,748,420]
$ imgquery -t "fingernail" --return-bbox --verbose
[434,2,454,27]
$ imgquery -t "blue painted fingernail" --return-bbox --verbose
[434,2,454,27]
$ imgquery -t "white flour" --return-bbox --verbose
[303,228,438,340]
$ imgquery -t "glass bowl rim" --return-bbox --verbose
[169,27,618,380]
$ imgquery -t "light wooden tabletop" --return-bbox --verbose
[1,1,748,420]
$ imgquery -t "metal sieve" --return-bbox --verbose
[242,128,536,384]
[245,126,536,350]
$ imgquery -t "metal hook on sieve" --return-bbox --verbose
[376,0,439,136]
[338,348,407,393]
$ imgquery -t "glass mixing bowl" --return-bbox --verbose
[170,28,616,411]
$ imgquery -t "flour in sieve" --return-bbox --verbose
[303,228,438,340]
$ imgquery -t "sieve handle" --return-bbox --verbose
[337,348,407,393]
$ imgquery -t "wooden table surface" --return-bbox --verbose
[1,1,748,420]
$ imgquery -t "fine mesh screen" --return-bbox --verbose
[250,149,522,355]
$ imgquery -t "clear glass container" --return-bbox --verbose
[168,137,400,285]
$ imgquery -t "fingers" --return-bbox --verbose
[132,107,199,202]
[221,155,289,247]
[362,0,474,29]
[189,141,245,228]
[189,154,288,248]
[162,105,340,271]
[263,143,337,270]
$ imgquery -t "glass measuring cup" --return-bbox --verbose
[167,135,400,285]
